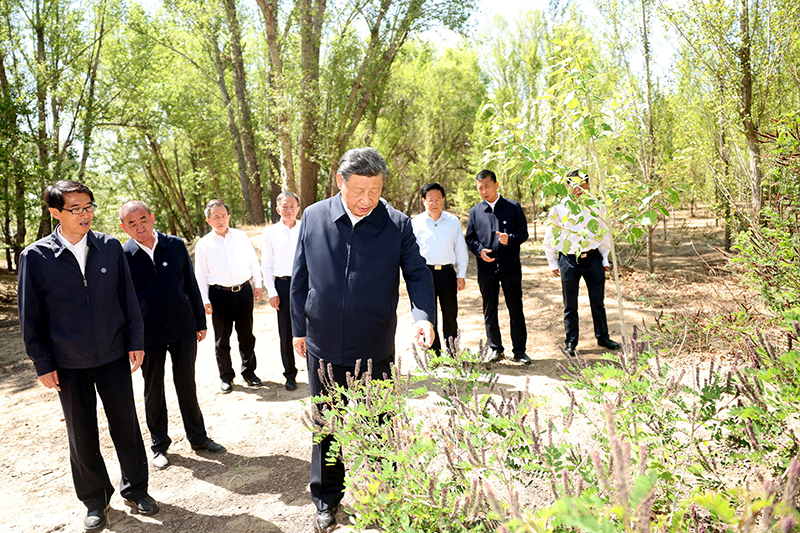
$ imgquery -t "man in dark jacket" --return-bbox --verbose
[17,181,158,532]
[291,147,435,531]
[119,201,225,471]
[465,169,531,364]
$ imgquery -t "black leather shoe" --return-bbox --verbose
[220,380,233,393]
[244,375,262,387]
[84,505,108,532]
[565,343,576,357]
[285,378,297,391]
[598,338,621,351]
[192,438,226,453]
[486,349,503,363]
[124,495,159,516]
[314,507,337,531]
[513,353,532,365]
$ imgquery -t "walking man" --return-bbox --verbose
[465,169,531,364]
[120,200,226,470]
[543,169,621,356]
[412,183,469,354]
[18,181,158,532]
[195,199,264,393]
[291,147,435,531]
[261,191,301,391]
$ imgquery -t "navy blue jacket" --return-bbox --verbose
[122,232,207,347]
[465,196,528,274]
[290,195,435,366]
[18,229,144,376]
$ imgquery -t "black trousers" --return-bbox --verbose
[307,353,393,511]
[57,356,149,512]
[142,333,207,452]
[429,265,459,353]
[275,277,298,380]
[209,283,258,382]
[558,251,610,346]
[477,269,527,356]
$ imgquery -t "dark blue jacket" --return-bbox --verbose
[290,195,435,366]
[122,232,206,347]
[18,229,144,376]
[465,196,528,274]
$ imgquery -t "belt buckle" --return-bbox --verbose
[579,252,588,259]
[434,265,442,270]
[231,284,242,293]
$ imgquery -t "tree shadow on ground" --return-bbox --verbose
[105,502,286,532]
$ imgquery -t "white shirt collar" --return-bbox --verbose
[340,194,373,226]
[134,231,158,260]
[486,195,501,210]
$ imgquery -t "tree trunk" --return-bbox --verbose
[34,0,51,239]
[145,132,195,238]
[641,0,656,274]
[298,0,326,209]
[739,0,763,220]
[222,0,265,224]
[78,4,105,181]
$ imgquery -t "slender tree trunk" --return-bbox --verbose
[298,0,325,209]
[641,0,656,274]
[34,0,50,239]
[255,0,297,195]
[78,4,105,181]
[739,0,763,220]
[146,132,195,237]
[222,0,265,224]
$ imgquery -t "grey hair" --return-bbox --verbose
[118,200,151,222]
[337,147,387,182]
[204,199,230,219]
[276,190,300,205]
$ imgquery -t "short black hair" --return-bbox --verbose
[337,147,388,182]
[567,169,590,184]
[421,183,446,199]
[44,180,94,211]
[475,169,497,183]
[204,199,230,218]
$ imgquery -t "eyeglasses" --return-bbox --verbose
[61,203,98,215]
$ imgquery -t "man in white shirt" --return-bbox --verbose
[195,199,264,393]
[412,183,469,354]
[543,169,621,357]
[261,191,300,391]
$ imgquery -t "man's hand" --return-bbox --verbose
[269,296,280,310]
[479,249,495,262]
[254,287,263,301]
[604,265,611,272]
[38,370,61,391]
[204,303,213,315]
[551,269,560,277]
[457,277,466,291]
[293,337,307,359]
[414,320,435,349]
[496,231,509,245]
[197,330,207,342]
[129,350,145,373]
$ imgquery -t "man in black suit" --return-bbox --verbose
[465,169,531,364]
[120,201,225,471]
[291,147,435,531]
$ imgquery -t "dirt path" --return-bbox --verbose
[0,210,731,532]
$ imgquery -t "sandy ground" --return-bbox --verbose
[0,209,735,532]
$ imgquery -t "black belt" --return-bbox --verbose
[210,282,248,292]
[427,264,453,271]
[275,276,291,281]
[560,248,598,260]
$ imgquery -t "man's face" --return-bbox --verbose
[476,177,499,203]
[423,189,444,220]
[571,181,590,198]
[338,173,383,217]
[120,208,156,248]
[207,205,230,235]
[276,196,299,224]
[49,192,94,239]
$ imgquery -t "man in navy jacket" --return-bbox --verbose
[18,181,158,532]
[120,201,225,471]
[290,147,435,531]
[465,169,531,364]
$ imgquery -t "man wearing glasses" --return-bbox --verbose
[17,181,159,531]
[194,199,263,393]
[412,183,469,354]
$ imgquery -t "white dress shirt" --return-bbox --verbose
[195,227,263,305]
[543,199,612,270]
[133,231,158,262]
[56,227,89,275]
[261,220,300,298]
[411,210,469,278]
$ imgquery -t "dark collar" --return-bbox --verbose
[49,225,99,258]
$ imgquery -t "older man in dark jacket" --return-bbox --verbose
[18,181,158,532]
[291,147,435,532]
[120,200,225,471]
